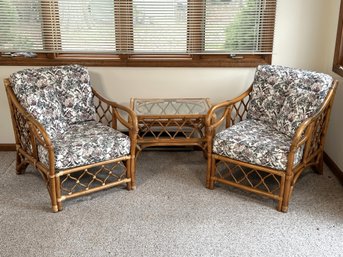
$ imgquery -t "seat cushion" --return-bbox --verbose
[10,68,68,138]
[212,119,303,170]
[53,65,96,124]
[38,121,131,170]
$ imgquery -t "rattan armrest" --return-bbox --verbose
[4,79,55,174]
[286,84,338,174]
[92,88,138,134]
[205,85,252,131]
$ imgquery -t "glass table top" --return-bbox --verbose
[132,98,211,115]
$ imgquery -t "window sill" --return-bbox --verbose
[0,54,272,68]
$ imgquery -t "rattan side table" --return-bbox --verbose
[130,98,211,153]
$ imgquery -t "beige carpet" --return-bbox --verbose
[0,151,342,257]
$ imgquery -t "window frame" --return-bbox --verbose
[0,0,276,68]
[333,0,343,77]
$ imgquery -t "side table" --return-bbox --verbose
[130,98,211,154]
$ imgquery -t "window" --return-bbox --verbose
[333,0,343,77]
[0,0,277,67]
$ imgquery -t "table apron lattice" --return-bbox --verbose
[137,117,206,149]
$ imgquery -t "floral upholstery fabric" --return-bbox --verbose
[10,65,96,138]
[276,88,324,136]
[53,65,96,124]
[214,65,332,170]
[212,119,303,170]
[11,65,130,170]
[38,121,130,170]
[10,68,68,138]
[247,65,333,137]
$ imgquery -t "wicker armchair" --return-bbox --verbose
[205,65,338,212]
[4,65,138,212]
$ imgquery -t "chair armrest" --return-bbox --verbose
[287,84,338,173]
[4,80,55,173]
[205,85,252,132]
[92,88,138,135]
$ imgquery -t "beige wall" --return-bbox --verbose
[0,0,342,168]
[322,0,343,170]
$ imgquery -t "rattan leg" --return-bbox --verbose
[313,154,324,175]
[16,152,28,175]
[281,175,293,213]
[126,159,132,191]
[131,157,136,190]
[49,176,59,213]
[206,154,212,188]
[277,175,286,211]
[55,176,63,211]
[208,157,216,190]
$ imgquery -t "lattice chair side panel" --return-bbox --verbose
[93,93,116,128]
[226,93,252,128]
[214,159,285,209]
[5,80,33,173]
[299,84,338,174]
[57,158,131,202]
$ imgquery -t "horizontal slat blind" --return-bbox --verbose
[0,0,44,52]
[205,0,276,54]
[57,0,116,53]
[0,0,277,55]
[132,0,188,53]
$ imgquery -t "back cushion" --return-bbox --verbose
[247,65,291,123]
[10,68,67,139]
[248,65,333,137]
[53,65,96,124]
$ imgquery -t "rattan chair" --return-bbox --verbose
[205,65,338,212]
[4,65,138,212]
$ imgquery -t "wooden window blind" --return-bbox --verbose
[0,0,277,67]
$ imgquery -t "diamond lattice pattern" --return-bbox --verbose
[60,162,127,195]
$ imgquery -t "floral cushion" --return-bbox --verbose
[212,119,303,170]
[38,121,131,170]
[10,65,97,138]
[247,65,333,137]
[10,68,68,138]
[247,65,291,124]
[276,88,324,136]
[53,65,96,124]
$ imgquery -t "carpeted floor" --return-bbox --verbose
[0,150,342,257]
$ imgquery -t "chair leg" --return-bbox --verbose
[126,159,132,191]
[206,154,212,188]
[49,176,59,213]
[207,157,216,190]
[16,152,28,175]
[281,174,293,213]
[277,198,283,212]
[132,157,137,190]
[313,154,324,175]
[55,176,63,211]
